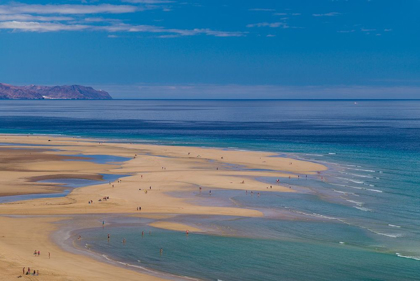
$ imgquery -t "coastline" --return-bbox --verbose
[0,133,327,280]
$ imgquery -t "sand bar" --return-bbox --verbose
[0,134,327,280]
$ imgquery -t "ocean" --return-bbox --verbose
[1,100,420,280]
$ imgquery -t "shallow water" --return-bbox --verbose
[79,216,420,281]
[63,154,131,164]
[0,174,125,204]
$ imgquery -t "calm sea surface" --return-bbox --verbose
[1,100,420,280]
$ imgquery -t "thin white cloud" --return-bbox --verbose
[361,28,376,32]
[0,21,89,32]
[249,8,275,12]
[0,4,138,15]
[105,24,244,37]
[274,12,301,16]
[0,3,244,37]
[0,20,244,37]
[312,12,340,17]
[247,22,289,28]
[0,14,72,21]
[122,0,173,3]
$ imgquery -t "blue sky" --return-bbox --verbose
[0,0,419,99]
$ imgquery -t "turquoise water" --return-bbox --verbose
[79,216,420,281]
[63,154,131,164]
[0,174,125,204]
[1,100,420,279]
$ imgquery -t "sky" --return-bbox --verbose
[0,0,419,99]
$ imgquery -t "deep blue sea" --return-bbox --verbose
[1,100,420,280]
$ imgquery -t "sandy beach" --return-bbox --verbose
[0,134,327,280]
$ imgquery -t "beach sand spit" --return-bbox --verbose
[0,134,326,280]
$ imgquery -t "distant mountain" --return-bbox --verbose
[0,83,112,100]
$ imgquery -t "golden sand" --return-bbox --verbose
[149,221,202,233]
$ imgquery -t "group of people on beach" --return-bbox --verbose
[33,250,50,258]
[109,178,123,188]
[99,196,110,202]
[22,267,39,276]
[88,196,110,204]
[20,250,51,277]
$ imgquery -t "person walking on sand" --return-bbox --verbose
[23,267,25,275]
[38,250,40,256]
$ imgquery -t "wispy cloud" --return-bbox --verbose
[249,8,275,12]
[0,14,72,21]
[247,22,289,28]
[0,3,242,37]
[312,12,340,17]
[0,20,244,37]
[274,12,301,16]
[0,21,89,32]
[103,24,245,37]
[0,4,139,15]
[122,0,173,3]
